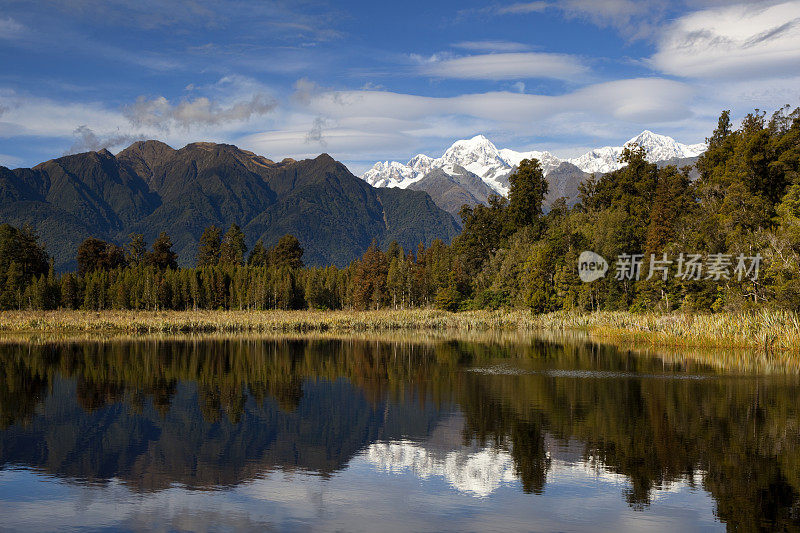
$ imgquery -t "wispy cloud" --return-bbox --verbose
[301,78,693,123]
[0,153,23,168]
[651,1,800,79]
[26,0,344,42]
[451,40,532,52]
[242,77,698,163]
[418,52,589,81]
[496,1,548,14]
[304,116,327,147]
[65,125,144,154]
[0,17,24,38]
[124,94,277,130]
[460,0,670,40]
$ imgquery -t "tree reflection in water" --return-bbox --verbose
[0,336,798,530]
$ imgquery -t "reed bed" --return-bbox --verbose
[0,309,539,335]
[0,309,799,352]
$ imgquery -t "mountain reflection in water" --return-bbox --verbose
[0,336,798,531]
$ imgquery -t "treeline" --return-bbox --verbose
[0,221,459,311]
[1,105,799,312]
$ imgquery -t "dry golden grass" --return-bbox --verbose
[0,309,799,352]
[0,309,535,334]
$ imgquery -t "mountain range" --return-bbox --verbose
[0,142,460,270]
[361,131,706,217]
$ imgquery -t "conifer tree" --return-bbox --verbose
[125,234,147,266]
[219,224,247,266]
[247,240,269,267]
[196,226,222,267]
[507,158,548,232]
[270,235,304,269]
[148,232,178,270]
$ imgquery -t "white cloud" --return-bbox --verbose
[476,0,668,39]
[304,116,328,146]
[124,93,276,130]
[452,40,532,52]
[496,2,548,14]
[651,1,800,79]
[0,81,281,159]
[0,90,126,138]
[557,0,664,27]
[244,127,410,161]
[65,125,144,154]
[0,153,23,167]
[419,52,589,81]
[0,17,24,39]
[301,78,693,124]
[234,77,699,165]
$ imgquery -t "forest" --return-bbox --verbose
[1,106,798,313]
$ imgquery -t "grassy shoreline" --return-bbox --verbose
[0,309,799,352]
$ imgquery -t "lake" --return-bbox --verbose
[0,334,797,531]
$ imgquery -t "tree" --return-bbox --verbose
[0,224,48,283]
[105,244,126,270]
[219,224,247,266]
[196,226,222,267]
[434,273,461,312]
[60,273,78,309]
[507,158,548,232]
[352,241,388,310]
[125,234,147,266]
[386,241,404,261]
[270,235,304,269]
[148,232,178,270]
[247,240,269,267]
[77,237,109,276]
[454,195,508,277]
[1,262,23,309]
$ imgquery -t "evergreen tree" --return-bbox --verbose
[507,158,548,232]
[352,241,388,310]
[77,237,109,276]
[0,223,48,286]
[148,232,178,270]
[125,234,147,267]
[270,235,304,269]
[2,262,23,309]
[219,224,247,266]
[196,226,222,267]
[247,240,269,267]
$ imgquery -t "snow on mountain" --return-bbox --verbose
[438,135,512,193]
[567,130,706,174]
[498,148,563,175]
[361,131,706,195]
[363,135,512,194]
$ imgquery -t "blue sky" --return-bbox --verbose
[1,0,799,173]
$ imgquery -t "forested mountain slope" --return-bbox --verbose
[0,142,460,269]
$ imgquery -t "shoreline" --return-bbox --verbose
[0,309,799,352]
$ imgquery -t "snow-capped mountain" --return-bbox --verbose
[363,135,517,194]
[437,135,513,193]
[361,131,706,196]
[568,130,706,174]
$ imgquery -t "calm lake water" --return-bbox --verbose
[0,334,798,532]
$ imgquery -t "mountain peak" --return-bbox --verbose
[449,134,497,151]
[362,130,706,192]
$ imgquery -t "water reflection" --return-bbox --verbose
[0,336,798,530]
